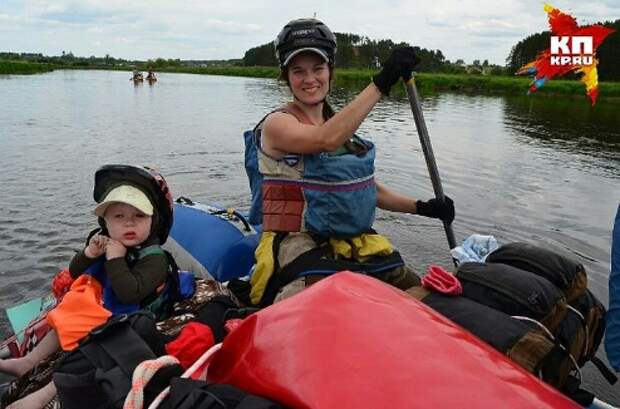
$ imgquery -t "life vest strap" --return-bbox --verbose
[259,234,405,307]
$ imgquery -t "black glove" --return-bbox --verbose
[416,196,455,224]
[372,47,420,96]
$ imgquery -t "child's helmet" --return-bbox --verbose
[274,18,337,68]
[94,164,173,243]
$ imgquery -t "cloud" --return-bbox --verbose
[0,0,617,63]
[457,20,531,38]
[203,19,262,35]
[564,2,620,23]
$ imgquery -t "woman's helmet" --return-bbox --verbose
[94,164,173,243]
[274,18,337,68]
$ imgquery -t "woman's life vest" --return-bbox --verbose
[242,104,413,306]
[244,103,376,237]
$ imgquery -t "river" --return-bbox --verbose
[1,69,619,403]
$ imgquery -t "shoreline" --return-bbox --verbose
[0,61,54,75]
[2,61,619,99]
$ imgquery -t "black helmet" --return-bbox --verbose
[94,164,174,244]
[274,18,337,68]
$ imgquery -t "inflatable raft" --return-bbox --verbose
[1,198,617,409]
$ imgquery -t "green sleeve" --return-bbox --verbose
[105,254,168,305]
[68,250,99,279]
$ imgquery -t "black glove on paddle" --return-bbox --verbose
[372,47,420,96]
[416,196,455,224]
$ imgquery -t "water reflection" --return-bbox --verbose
[0,71,618,402]
[502,95,620,169]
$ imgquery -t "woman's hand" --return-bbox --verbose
[105,239,127,260]
[416,196,455,224]
[372,47,420,96]
[84,233,109,259]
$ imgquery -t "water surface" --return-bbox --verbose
[1,70,618,402]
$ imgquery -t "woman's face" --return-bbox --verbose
[286,52,330,105]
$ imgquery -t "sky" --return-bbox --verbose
[1,0,619,65]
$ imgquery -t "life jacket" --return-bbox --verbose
[244,103,376,236]
[86,245,182,319]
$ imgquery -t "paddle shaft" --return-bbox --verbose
[405,78,457,251]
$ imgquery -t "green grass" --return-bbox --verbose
[332,69,620,99]
[0,61,55,75]
[5,60,620,99]
[155,65,280,78]
[147,66,620,99]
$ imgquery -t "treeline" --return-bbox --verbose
[0,60,54,74]
[0,51,238,69]
[0,51,131,67]
[506,18,620,81]
[242,33,506,75]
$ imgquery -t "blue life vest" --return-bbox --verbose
[244,105,377,237]
[84,246,187,318]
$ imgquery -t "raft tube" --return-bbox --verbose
[164,198,259,282]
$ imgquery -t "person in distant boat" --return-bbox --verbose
[146,67,157,81]
[132,69,143,81]
[243,18,455,307]
[0,165,176,409]
[605,203,620,372]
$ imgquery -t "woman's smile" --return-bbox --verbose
[302,85,320,93]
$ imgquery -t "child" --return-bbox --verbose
[70,183,169,309]
[0,165,175,409]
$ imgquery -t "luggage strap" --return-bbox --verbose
[590,356,618,385]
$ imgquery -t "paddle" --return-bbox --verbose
[404,77,457,255]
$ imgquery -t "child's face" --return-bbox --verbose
[103,202,152,247]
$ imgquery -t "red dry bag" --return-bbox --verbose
[208,272,580,409]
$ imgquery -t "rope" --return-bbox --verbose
[147,343,222,409]
[566,304,589,357]
[123,355,180,409]
[512,315,582,380]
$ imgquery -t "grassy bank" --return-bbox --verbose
[152,65,280,79]
[0,60,54,75]
[333,69,620,98]
[140,65,620,99]
[5,61,620,99]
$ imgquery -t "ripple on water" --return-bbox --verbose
[36,252,69,263]
[1,72,618,403]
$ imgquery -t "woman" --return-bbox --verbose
[244,18,455,306]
